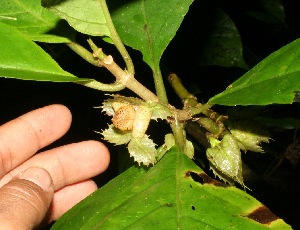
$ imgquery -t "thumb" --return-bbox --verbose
[0,167,54,229]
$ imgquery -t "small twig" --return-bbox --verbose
[99,0,135,75]
[67,42,100,67]
[88,38,159,102]
[168,73,229,138]
[67,42,126,91]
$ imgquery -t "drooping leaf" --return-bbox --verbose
[0,0,75,43]
[108,0,194,71]
[0,22,90,82]
[42,0,110,37]
[209,38,300,105]
[199,8,247,69]
[52,147,291,229]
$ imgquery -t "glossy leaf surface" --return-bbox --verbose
[0,22,89,82]
[108,0,194,71]
[0,0,74,43]
[209,39,300,105]
[52,148,291,229]
[42,0,110,37]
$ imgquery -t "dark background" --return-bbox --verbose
[1,0,300,228]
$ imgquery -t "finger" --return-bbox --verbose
[0,167,54,230]
[0,140,110,190]
[46,179,98,222]
[0,104,72,178]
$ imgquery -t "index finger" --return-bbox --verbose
[0,104,72,178]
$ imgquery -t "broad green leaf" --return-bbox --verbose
[52,147,291,229]
[209,38,300,105]
[42,0,110,36]
[0,0,74,43]
[0,22,89,82]
[199,8,248,69]
[108,0,194,70]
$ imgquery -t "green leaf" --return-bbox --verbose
[52,148,291,229]
[199,8,248,69]
[42,0,110,37]
[109,0,194,70]
[0,22,89,82]
[209,38,300,105]
[0,0,74,43]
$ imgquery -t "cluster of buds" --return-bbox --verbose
[206,121,270,187]
[100,95,175,166]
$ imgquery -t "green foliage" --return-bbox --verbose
[0,22,88,82]
[0,0,296,229]
[209,39,300,105]
[52,147,290,230]
[42,0,110,37]
[0,0,75,42]
[108,0,194,71]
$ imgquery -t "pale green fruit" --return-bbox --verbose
[207,134,244,186]
[229,121,270,153]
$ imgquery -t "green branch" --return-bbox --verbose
[99,0,135,75]
[67,42,100,67]
[153,64,168,104]
[67,42,126,91]
[168,73,228,138]
[88,39,159,102]
[77,80,126,91]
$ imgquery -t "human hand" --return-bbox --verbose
[0,104,110,229]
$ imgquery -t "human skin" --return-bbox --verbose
[0,104,110,229]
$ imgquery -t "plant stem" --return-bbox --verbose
[77,80,126,91]
[168,73,230,138]
[168,73,198,106]
[87,38,159,101]
[99,0,135,75]
[100,56,159,101]
[67,42,100,67]
[153,64,168,104]
[170,122,186,153]
[67,42,126,91]
[168,73,213,116]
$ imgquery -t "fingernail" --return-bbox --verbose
[18,167,53,191]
